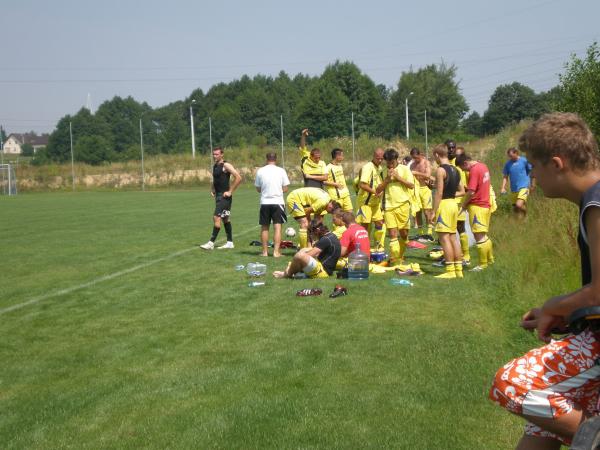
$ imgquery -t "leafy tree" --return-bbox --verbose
[390,63,468,139]
[295,78,351,140]
[462,111,484,137]
[556,42,600,140]
[21,143,34,157]
[481,82,545,134]
[0,126,7,146]
[321,61,386,136]
[74,135,114,165]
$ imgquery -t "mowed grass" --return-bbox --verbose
[0,184,579,449]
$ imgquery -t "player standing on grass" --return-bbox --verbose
[501,147,535,218]
[456,152,493,271]
[447,140,470,265]
[410,147,434,240]
[299,128,327,188]
[325,148,353,212]
[200,147,242,250]
[254,152,290,257]
[356,148,386,251]
[376,148,415,265]
[431,144,465,279]
[490,113,600,449]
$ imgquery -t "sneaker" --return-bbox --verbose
[218,241,235,249]
[469,265,486,272]
[200,241,214,250]
[395,268,422,276]
[462,259,471,267]
[296,288,323,297]
[329,285,348,298]
[423,234,435,242]
[432,259,446,267]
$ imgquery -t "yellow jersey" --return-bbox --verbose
[287,187,331,215]
[356,161,384,207]
[325,163,350,199]
[382,164,414,210]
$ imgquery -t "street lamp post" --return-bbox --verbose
[139,117,145,191]
[189,99,196,159]
[405,91,414,141]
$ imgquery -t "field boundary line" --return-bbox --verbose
[1,225,260,316]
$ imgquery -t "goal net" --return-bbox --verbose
[0,164,17,195]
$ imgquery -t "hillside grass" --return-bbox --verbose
[0,123,580,449]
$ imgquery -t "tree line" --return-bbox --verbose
[36,43,599,165]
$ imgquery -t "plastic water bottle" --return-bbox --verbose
[248,281,265,287]
[390,278,413,286]
[348,247,369,280]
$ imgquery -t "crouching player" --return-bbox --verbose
[273,220,341,279]
[431,144,465,279]
[489,113,600,449]
[286,187,339,248]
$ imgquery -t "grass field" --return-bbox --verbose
[0,181,580,449]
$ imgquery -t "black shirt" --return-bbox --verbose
[441,164,460,199]
[213,161,231,195]
[579,181,600,285]
[315,232,341,275]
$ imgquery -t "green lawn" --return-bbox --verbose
[0,187,579,449]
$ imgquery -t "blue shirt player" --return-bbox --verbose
[501,147,534,217]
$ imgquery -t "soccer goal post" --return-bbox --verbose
[0,164,17,195]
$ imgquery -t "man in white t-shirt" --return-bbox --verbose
[255,152,291,257]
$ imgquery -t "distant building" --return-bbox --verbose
[3,133,49,154]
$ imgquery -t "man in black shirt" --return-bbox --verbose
[200,147,242,250]
[273,220,341,278]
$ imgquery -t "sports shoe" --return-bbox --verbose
[422,234,435,242]
[462,259,471,267]
[218,241,235,249]
[200,241,214,250]
[329,285,348,298]
[395,268,422,276]
[296,288,323,297]
[432,259,446,267]
[469,265,486,272]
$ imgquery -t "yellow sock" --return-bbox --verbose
[299,229,308,249]
[454,262,463,278]
[427,224,433,235]
[435,262,456,279]
[398,237,407,262]
[374,224,386,250]
[460,232,470,262]
[389,238,400,262]
[476,239,488,268]
[486,238,494,264]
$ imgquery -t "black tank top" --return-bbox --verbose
[213,161,230,194]
[441,164,460,199]
[579,180,600,285]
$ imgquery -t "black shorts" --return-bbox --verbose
[214,194,232,218]
[259,204,287,226]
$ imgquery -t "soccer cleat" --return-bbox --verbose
[469,265,486,272]
[462,259,471,267]
[434,272,456,279]
[432,259,446,267]
[329,285,348,298]
[218,241,235,249]
[200,241,214,250]
[296,288,323,297]
[395,268,422,276]
[423,234,435,242]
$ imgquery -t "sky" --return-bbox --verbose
[2,0,599,135]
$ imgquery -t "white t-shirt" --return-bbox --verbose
[254,164,290,205]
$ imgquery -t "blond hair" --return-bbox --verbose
[433,143,448,158]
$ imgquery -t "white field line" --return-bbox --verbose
[0,225,261,316]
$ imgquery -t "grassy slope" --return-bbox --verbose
[0,125,580,449]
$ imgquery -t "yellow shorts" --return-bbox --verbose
[335,195,353,212]
[286,196,327,218]
[418,185,433,210]
[356,203,384,224]
[304,257,330,278]
[384,203,411,230]
[468,204,490,233]
[511,188,529,205]
[456,198,467,222]
[434,199,458,233]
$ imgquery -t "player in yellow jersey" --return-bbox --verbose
[356,148,386,251]
[447,141,470,265]
[376,148,415,265]
[299,128,327,188]
[286,187,340,248]
[325,148,353,212]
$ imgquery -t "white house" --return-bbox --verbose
[2,133,49,154]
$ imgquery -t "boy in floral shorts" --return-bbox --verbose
[490,113,600,449]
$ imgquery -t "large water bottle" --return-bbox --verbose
[347,246,369,280]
